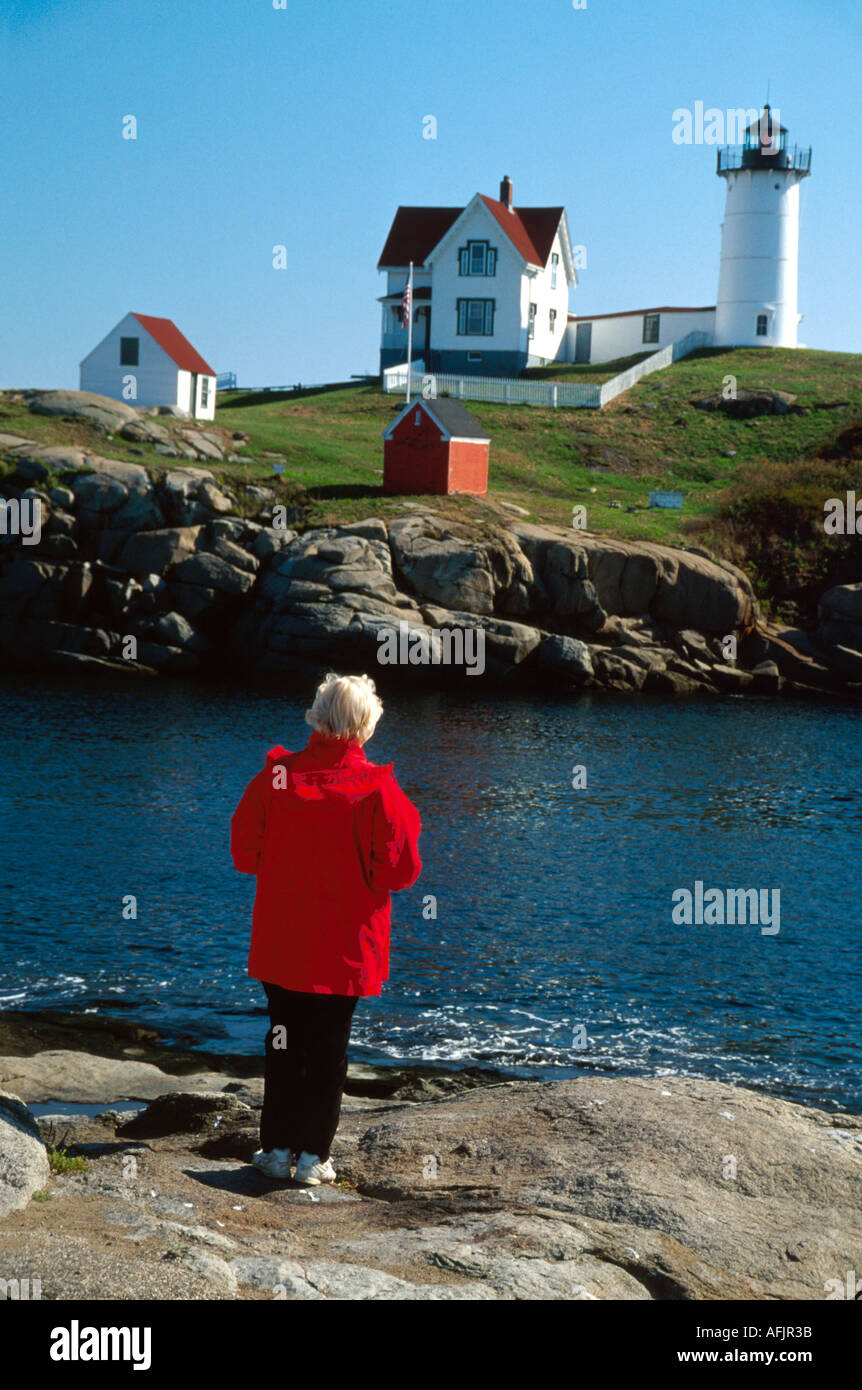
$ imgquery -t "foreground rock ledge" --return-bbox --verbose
[2,1069,860,1300]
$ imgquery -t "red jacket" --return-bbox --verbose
[230,732,422,997]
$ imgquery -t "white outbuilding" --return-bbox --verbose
[79,312,217,420]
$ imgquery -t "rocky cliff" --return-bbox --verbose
[2,395,860,697]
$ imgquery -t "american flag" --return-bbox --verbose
[400,268,412,328]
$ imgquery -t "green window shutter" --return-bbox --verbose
[459,248,469,275]
[457,300,467,334]
[487,247,496,276]
[484,300,495,335]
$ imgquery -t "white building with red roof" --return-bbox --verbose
[378,176,577,378]
[79,312,217,420]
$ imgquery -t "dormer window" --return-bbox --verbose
[458,241,497,276]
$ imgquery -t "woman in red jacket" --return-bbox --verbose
[231,673,422,1186]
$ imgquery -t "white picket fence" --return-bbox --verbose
[381,331,710,411]
[598,331,711,406]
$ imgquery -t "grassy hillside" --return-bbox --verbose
[212,346,862,549]
[2,346,861,620]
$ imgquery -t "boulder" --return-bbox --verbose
[323,1074,862,1299]
[510,522,753,634]
[263,603,356,651]
[166,582,222,623]
[178,430,224,462]
[118,1091,253,1139]
[198,480,233,513]
[692,388,802,418]
[110,489,165,531]
[171,552,256,596]
[592,649,648,691]
[25,389,141,432]
[389,515,498,615]
[135,641,199,673]
[72,473,128,513]
[0,556,55,606]
[340,518,388,542]
[0,1052,227,1104]
[819,583,862,627]
[11,457,50,484]
[9,443,90,473]
[22,621,113,658]
[144,611,209,653]
[252,527,295,560]
[206,535,259,574]
[652,551,752,633]
[119,526,202,575]
[156,468,233,524]
[711,664,754,692]
[750,660,782,694]
[421,605,542,669]
[120,418,171,444]
[536,633,594,684]
[208,517,247,542]
[0,1091,49,1218]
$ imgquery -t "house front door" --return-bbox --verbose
[189,374,198,416]
[575,322,592,363]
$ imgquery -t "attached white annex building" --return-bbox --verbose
[80,313,218,420]
[378,177,577,377]
[378,109,811,373]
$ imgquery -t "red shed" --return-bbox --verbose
[383,397,490,496]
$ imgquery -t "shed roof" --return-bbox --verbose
[132,314,216,376]
[384,396,490,442]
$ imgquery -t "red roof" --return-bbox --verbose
[377,208,463,268]
[378,197,564,269]
[132,314,216,375]
[479,196,564,267]
[567,306,715,322]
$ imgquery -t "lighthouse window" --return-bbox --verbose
[642,314,660,344]
[756,314,768,336]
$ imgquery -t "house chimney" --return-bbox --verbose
[500,175,513,210]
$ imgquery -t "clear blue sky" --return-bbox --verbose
[1,0,859,389]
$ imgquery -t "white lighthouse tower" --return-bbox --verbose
[714,107,811,348]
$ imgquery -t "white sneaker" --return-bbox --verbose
[294,1152,336,1186]
[252,1146,293,1179]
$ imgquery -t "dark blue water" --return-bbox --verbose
[1,674,860,1112]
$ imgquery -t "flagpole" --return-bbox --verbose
[405,261,414,404]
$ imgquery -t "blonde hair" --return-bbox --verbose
[305,673,383,744]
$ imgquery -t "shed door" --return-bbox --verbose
[575,322,592,363]
[189,373,198,416]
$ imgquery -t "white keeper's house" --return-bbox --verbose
[378,110,811,376]
[79,312,218,420]
[377,177,577,377]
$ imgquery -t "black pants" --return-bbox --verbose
[260,983,359,1161]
